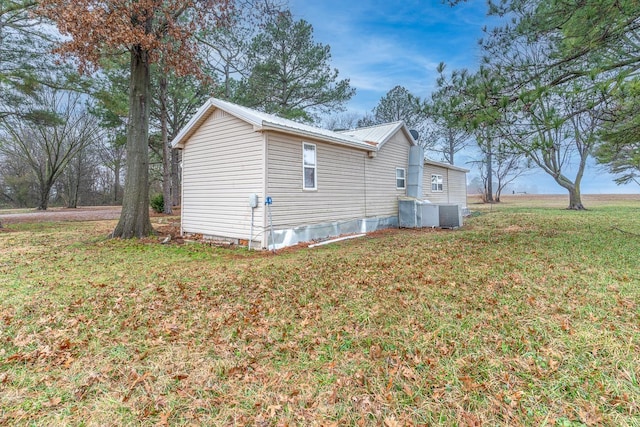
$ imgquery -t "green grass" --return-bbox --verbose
[1,200,639,426]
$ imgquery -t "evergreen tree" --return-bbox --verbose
[238,11,354,122]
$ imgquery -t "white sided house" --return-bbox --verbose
[171,98,468,249]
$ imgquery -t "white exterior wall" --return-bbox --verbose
[181,110,265,242]
[266,132,367,229]
[364,132,410,216]
[422,164,468,207]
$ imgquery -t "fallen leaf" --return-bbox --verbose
[384,416,400,427]
[44,396,62,407]
[369,344,382,359]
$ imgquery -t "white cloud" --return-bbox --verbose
[288,0,488,113]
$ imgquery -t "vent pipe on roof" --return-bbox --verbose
[407,145,424,198]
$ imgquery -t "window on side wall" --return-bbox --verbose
[431,174,443,192]
[303,142,317,190]
[396,168,406,189]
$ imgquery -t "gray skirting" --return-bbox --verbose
[266,215,398,250]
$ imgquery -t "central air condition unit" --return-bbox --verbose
[399,199,440,228]
[398,199,419,228]
[420,203,439,227]
[400,200,464,229]
[438,204,463,228]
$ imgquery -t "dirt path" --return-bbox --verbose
[0,206,123,225]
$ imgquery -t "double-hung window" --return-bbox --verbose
[396,168,406,189]
[431,174,443,192]
[303,143,317,190]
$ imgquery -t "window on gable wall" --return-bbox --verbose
[303,143,317,190]
[431,174,443,192]
[396,168,406,189]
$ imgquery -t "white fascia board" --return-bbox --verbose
[424,159,470,173]
[170,98,215,149]
[375,122,418,150]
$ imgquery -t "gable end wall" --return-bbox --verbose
[364,132,411,216]
[422,164,468,206]
[181,110,265,241]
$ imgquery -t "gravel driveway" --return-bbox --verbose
[0,206,123,225]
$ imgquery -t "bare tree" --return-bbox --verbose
[56,141,100,208]
[322,112,362,131]
[96,130,126,205]
[472,140,528,202]
[0,149,37,207]
[0,89,101,210]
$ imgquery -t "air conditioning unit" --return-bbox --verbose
[399,199,419,228]
[420,203,439,227]
[438,204,463,228]
[399,199,440,228]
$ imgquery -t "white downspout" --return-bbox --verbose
[179,156,184,236]
[262,133,269,249]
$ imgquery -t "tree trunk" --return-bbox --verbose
[567,187,585,210]
[171,149,180,207]
[67,174,79,208]
[37,183,51,210]
[447,130,455,165]
[112,46,154,238]
[485,145,494,203]
[113,161,121,204]
[553,174,586,210]
[159,74,172,214]
[67,156,82,208]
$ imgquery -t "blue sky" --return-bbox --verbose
[288,0,489,115]
[287,0,640,195]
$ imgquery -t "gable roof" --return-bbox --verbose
[337,121,416,149]
[171,98,417,151]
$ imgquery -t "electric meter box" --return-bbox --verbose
[249,194,259,208]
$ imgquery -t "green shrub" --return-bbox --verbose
[150,193,164,213]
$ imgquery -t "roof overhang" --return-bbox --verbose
[257,121,376,152]
[424,159,470,173]
[170,98,217,149]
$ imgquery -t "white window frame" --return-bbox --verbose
[396,168,406,190]
[302,142,317,190]
[431,174,443,192]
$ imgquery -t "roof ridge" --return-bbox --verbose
[338,121,404,132]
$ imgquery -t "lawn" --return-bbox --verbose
[1,196,639,426]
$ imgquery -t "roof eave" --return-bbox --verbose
[260,121,375,152]
[424,159,470,173]
[170,98,215,149]
[375,121,418,149]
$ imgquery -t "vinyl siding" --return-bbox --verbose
[266,132,367,229]
[364,132,410,216]
[181,110,264,241]
[445,169,468,206]
[422,164,468,206]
